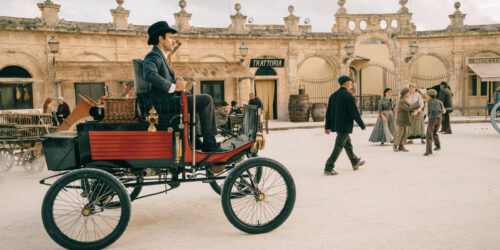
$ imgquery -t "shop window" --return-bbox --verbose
[0,84,33,110]
[480,81,488,96]
[469,75,477,96]
[201,81,225,107]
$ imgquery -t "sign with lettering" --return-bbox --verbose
[250,59,285,68]
[468,57,500,64]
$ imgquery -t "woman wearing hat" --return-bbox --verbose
[215,101,230,128]
[143,21,221,152]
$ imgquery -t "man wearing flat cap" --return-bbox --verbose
[324,75,366,176]
[143,21,220,152]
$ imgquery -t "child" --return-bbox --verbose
[424,89,446,156]
[393,88,419,152]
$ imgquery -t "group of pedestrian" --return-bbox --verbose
[324,76,454,176]
[42,96,70,126]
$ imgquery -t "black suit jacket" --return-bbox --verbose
[325,87,365,134]
[143,46,176,100]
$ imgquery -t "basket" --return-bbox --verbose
[17,125,57,139]
[102,97,136,120]
[0,113,53,125]
[0,127,20,139]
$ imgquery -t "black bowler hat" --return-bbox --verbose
[338,75,353,85]
[147,21,177,45]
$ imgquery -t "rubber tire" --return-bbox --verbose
[41,168,131,250]
[491,102,500,134]
[221,157,296,234]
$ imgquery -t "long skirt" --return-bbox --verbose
[408,111,425,139]
[369,110,397,143]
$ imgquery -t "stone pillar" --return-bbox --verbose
[174,0,192,32]
[447,2,466,32]
[110,0,130,30]
[284,6,300,35]
[332,0,348,33]
[37,0,60,25]
[229,3,249,34]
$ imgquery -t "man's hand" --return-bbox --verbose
[175,78,186,91]
[325,129,331,135]
[382,116,387,122]
[412,110,419,116]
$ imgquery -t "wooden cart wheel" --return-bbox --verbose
[42,168,131,250]
[221,157,296,234]
[0,147,15,172]
[21,147,45,173]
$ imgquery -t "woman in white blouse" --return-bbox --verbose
[407,84,426,144]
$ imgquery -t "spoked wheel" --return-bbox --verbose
[221,157,295,234]
[0,148,15,172]
[491,102,500,134]
[208,152,260,197]
[21,147,45,173]
[41,168,131,249]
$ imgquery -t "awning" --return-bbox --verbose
[171,62,253,80]
[468,63,500,81]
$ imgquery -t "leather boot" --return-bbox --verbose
[398,145,409,152]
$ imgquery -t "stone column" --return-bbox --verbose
[229,3,249,34]
[284,6,300,35]
[332,0,348,33]
[37,0,60,25]
[110,0,130,30]
[447,2,466,32]
[174,0,192,32]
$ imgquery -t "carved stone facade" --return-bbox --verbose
[0,0,499,119]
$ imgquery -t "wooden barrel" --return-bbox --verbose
[288,94,310,122]
[311,103,327,122]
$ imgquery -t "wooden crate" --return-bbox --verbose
[103,97,137,120]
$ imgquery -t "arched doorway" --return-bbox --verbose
[351,39,395,113]
[0,65,34,110]
[255,67,278,119]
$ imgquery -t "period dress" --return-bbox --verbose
[407,91,425,140]
[369,97,397,143]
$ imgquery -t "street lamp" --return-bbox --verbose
[405,40,419,62]
[343,41,354,64]
[239,42,248,63]
[48,35,59,64]
[48,35,61,97]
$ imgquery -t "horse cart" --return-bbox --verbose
[39,61,296,249]
[0,112,57,173]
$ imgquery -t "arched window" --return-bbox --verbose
[0,66,32,78]
[0,65,33,110]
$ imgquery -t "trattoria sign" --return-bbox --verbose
[250,59,285,68]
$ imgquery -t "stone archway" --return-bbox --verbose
[409,54,449,89]
[297,56,337,104]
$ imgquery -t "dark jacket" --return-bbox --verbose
[249,96,264,109]
[396,98,419,126]
[56,102,70,124]
[143,46,176,100]
[325,87,365,133]
[437,87,453,113]
[229,107,242,116]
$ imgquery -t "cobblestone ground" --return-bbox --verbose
[1,123,499,250]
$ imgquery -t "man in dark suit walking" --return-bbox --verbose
[324,75,366,175]
[143,21,220,152]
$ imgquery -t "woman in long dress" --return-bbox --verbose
[369,88,397,145]
[407,84,426,144]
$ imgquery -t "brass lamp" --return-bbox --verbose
[146,106,158,132]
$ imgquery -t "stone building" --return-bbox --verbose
[0,0,499,119]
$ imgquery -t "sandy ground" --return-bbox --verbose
[1,123,499,250]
